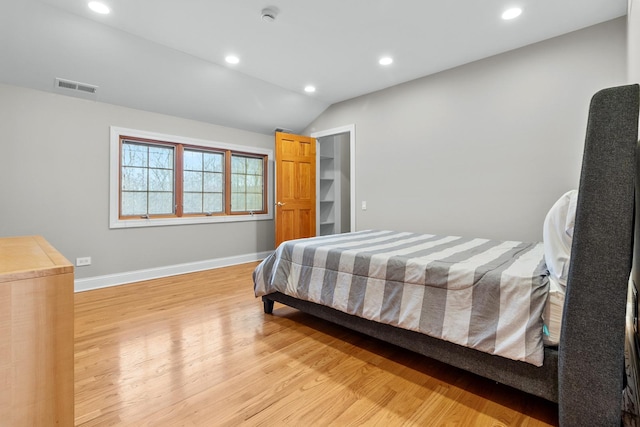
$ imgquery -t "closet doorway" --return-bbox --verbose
[311,125,356,236]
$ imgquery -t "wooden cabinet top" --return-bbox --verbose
[0,235,73,283]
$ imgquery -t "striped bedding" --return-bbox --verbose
[254,230,550,366]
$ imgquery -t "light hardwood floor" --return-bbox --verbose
[74,262,558,426]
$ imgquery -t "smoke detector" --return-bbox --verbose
[261,7,278,22]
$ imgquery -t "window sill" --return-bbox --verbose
[109,213,272,229]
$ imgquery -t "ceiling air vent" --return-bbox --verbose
[77,83,97,94]
[54,78,98,98]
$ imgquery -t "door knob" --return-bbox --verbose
[277,201,286,206]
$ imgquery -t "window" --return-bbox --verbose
[231,154,264,213]
[121,142,175,217]
[182,149,224,215]
[110,127,272,228]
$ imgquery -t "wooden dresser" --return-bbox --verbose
[0,236,74,425]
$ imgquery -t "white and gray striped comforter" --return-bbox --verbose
[254,230,550,366]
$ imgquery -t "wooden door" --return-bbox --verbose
[275,132,316,247]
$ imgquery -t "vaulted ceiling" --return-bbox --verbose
[0,0,627,134]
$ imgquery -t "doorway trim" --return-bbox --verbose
[311,124,356,232]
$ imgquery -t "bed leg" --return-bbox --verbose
[262,296,274,314]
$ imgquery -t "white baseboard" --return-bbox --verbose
[74,251,272,293]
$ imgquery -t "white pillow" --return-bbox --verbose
[542,190,578,290]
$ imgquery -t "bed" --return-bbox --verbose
[254,84,640,426]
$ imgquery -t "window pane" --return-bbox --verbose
[246,194,263,211]
[184,171,203,192]
[184,150,203,171]
[247,175,264,193]
[204,152,223,172]
[231,174,245,192]
[122,143,148,167]
[122,167,147,191]
[231,156,245,173]
[184,192,203,213]
[231,193,246,212]
[245,175,255,192]
[148,146,173,169]
[149,192,173,214]
[203,172,223,192]
[149,169,173,191]
[246,158,262,175]
[204,193,223,213]
[121,192,147,216]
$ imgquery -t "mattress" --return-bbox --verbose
[255,230,551,366]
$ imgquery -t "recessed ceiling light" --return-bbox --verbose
[88,1,110,14]
[225,55,240,65]
[502,7,522,20]
[379,57,393,66]
[304,85,316,93]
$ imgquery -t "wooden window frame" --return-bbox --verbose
[119,137,178,220]
[110,127,272,229]
[228,152,269,215]
[180,146,225,217]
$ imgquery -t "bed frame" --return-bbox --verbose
[262,84,640,426]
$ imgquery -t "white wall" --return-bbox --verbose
[337,133,351,233]
[305,18,627,242]
[0,17,627,285]
[0,84,275,280]
[630,0,640,85]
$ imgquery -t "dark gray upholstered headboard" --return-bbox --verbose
[559,84,639,426]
